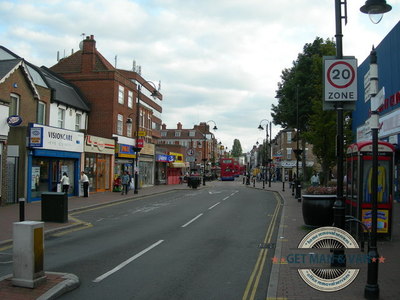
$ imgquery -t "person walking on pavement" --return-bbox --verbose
[60,172,70,194]
[81,171,89,197]
[311,172,320,186]
[121,171,130,195]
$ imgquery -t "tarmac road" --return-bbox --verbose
[31,183,282,300]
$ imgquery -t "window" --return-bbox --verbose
[128,90,133,108]
[189,131,195,137]
[287,132,292,143]
[175,131,181,137]
[58,108,65,128]
[127,122,132,137]
[75,114,82,131]
[117,114,123,135]
[287,148,292,160]
[9,93,19,116]
[161,131,167,137]
[37,101,46,124]
[118,85,124,104]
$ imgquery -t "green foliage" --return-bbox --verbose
[231,139,243,158]
[272,37,353,184]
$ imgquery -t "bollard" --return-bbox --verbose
[253,178,255,187]
[12,221,47,288]
[243,177,245,184]
[292,181,295,196]
[19,198,25,222]
[282,181,285,192]
[263,180,265,189]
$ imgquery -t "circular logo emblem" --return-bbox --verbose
[297,226,359,292]
[7,115,23,126]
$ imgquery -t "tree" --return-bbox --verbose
[272,37,352,183]
[231,139,242,158]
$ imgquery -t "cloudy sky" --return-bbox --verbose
[1,0,399,152]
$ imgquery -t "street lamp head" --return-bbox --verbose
[212,125,218,130]
[360,0,392,23]
[150,89,159,98]
[258,125,264,130]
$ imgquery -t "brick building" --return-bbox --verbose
[50,35,163,188]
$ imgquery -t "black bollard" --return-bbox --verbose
[19,198,25,222]
[282,181,285,192]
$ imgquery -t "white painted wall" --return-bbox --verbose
[49,103,88,131]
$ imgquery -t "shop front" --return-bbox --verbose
[84,135,115,193]
[139,143,155,187]
[167,152,187,185]
[155,154,174,185]
[114,142,136,182]
[27,124,84,202]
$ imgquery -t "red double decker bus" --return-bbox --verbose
[219,158,235,181]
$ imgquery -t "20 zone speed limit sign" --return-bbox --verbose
[324,57,357,102]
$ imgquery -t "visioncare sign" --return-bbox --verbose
[30,124,84,152]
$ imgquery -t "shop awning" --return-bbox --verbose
[169,162,187,168]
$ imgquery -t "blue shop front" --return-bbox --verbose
[353,21,400,202]
[27,124,84,202]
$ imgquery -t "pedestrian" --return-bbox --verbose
[60,172,70,194]
[311,172,320,186]
[81,171,89,197]
[121,171,130,195]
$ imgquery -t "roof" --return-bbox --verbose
[0,45,90,112]
[40,67,90,112]
[0,58,40,99]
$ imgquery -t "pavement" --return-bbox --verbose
[0,179,398,299]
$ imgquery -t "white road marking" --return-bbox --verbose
[222,196,230,201]
[93,240,164,283]
[181,213,203,228]
[208,202,221,210]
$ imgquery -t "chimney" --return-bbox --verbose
[162,124,167,130]
[177,122,182,130]
[82,35,96,73]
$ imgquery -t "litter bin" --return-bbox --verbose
[41,192,68,223]
[188,176,201,189]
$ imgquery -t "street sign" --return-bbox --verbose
[137,131,146,137]
[186,148,195,156]
[371,87,385,111]
[324,56,357,102]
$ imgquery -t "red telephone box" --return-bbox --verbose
[346,141,394,239]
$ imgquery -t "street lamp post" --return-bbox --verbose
[258,119,272,187]
[331,0,391,298]
[201,121,218,186]
[127,81,160,194]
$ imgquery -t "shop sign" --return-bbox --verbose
[7,115,23,126]
[116,143,137,158]
[29,127,43,147]
[169,152,184,163]
[156,154,175,162]
[85,135,115,154]
[30,124,84,152]
[137,139,144,148]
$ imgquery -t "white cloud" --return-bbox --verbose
[1,0,399,152]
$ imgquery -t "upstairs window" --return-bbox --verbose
[75,114,82,131]
[9,93,19,116]
[58,108,65,128]
[118,85,125,104]
[37,101,46,124]
[117,114,123,135]
[128,90,133,108]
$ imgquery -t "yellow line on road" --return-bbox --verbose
[50,215,93,237]
[242,193,282,300]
